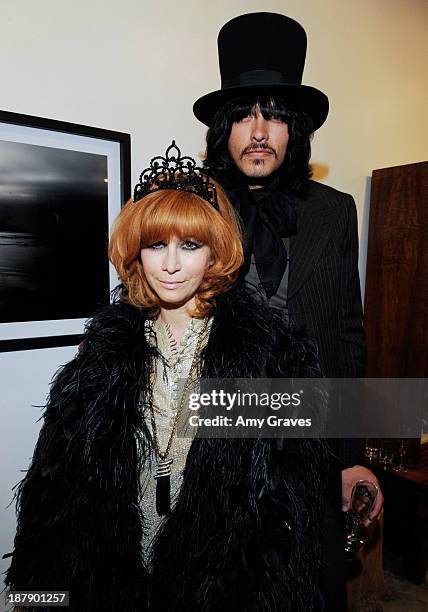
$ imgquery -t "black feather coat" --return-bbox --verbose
[5,286,331,611]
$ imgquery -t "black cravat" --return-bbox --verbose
[224,176,297,298]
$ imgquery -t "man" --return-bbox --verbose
[193,12,383,611]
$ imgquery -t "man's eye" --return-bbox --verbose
[269,114,286,124]
[181,240,203,250]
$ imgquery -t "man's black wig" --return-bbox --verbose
[203,96,314,195]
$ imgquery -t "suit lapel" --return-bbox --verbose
[288,184,337,300]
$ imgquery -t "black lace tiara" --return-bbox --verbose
[133,140,218,210]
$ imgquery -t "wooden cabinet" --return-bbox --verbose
[364,161,428,378]
[363,161,428,582]
[364,161,428,466]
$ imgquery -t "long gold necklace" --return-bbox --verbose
[147,317,208,515]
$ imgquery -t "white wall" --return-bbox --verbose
[0,346,77,600]
[0,0,427,598]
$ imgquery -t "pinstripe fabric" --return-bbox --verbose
[238,180,366,467]
[289,181,366,380]
[288,181,366,468]
[288,182,366,610]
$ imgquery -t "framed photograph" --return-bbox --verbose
[0,110,131,352]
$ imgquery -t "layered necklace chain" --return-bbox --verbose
[146,317,209,515]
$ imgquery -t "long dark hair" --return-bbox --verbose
[203,96,314,195]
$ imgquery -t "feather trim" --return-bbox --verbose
[5,287,331,611]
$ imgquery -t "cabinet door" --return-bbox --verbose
[364,161,428,377]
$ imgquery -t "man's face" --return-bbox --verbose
[227,105,289,179]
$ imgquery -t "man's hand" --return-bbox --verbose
[342,465,384,527]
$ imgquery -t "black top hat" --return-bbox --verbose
[193,12,329,130]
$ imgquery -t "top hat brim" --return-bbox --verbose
[193,83,329,131]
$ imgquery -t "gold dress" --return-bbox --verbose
[141,316,212,554]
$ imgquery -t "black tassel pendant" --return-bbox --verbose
[154,458,173,516]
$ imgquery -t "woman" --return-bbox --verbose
[5,142,330,612]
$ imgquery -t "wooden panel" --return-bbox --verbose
[364,161,428,377]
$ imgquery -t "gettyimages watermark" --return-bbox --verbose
[187,388,311,430]
[174,378,428,439]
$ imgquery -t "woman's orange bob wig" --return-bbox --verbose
[109,182,244,317]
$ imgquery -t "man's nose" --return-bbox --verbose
[250,115,269,142]
[162,245,181,273]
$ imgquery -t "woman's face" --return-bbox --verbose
[140,236,213,311]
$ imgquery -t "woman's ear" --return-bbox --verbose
[208,247,215,268]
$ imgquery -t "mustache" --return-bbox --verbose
[241,143,277,158]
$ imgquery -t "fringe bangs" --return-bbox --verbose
[139,190,217,247]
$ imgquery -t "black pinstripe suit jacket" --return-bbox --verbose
[289,180,366,378]
[288,180,366,467]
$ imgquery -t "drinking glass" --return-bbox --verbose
[344,480,378,558]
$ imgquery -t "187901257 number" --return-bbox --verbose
[5,591,69,607]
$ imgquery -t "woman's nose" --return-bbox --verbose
[162,244,181,273]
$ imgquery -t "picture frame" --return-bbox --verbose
[0,110,131,352]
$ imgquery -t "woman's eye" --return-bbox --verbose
[181,240,203,250]
[149,241,166,250]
